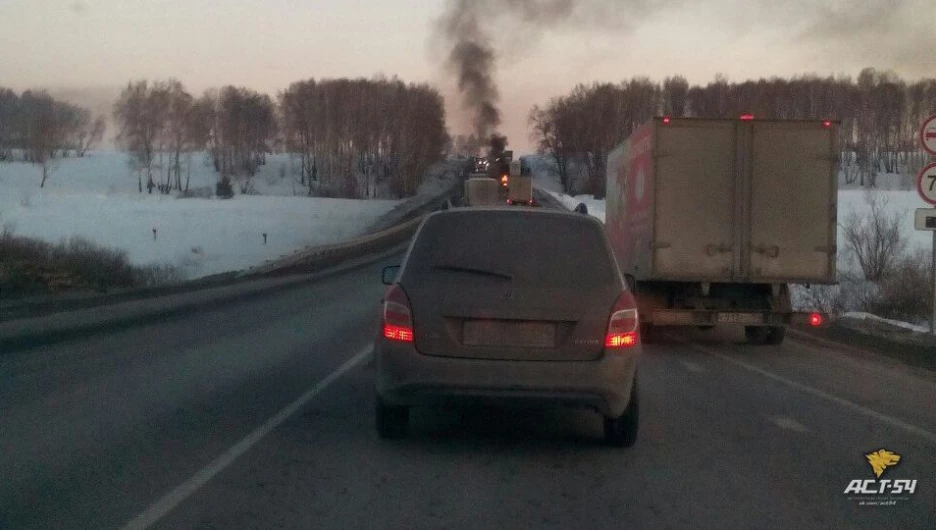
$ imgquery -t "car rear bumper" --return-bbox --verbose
[375,340,639,417]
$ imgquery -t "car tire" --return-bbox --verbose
[641,323,662,344]
[604,380,639,447]
[376,397,409,439]
[744,326,769,345]
[765,325,786,345]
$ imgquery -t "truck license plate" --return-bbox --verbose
[717,313,763,324]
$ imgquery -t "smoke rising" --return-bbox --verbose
[488,134,508,159]
[437,0,667,150]
[436,0,933,154]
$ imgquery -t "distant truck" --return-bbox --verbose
[506,160,533,206]
[464,177,502,206]
[605,117,838,344]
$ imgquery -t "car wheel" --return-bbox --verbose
[744,326,769,345]
[376,397,409,439]
[604,379,639,447]
[640,323,662,344]
[765,325,786,345]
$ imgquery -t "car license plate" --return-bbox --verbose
[463,320,556,348]
[717,312,763,324]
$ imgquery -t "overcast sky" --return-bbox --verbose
[1,0,933,152]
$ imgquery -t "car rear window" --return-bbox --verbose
[404,211,617,287]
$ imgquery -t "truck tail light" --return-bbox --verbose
[662,116,672,125]
[809,312,823,327]
[605,292,640,349]
[740,114,755,121]
[382,285,414,342]
[822,120,832,128]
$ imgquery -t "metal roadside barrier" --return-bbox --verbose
[245,164,468,278]
[240,215,425,278]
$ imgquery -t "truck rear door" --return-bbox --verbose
[747,122,837,282]
[653,120,736,281]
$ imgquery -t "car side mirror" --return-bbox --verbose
[381,265,400,285]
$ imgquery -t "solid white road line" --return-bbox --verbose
[689,343,936,445]
[769,416,809,433]
[122,344,374,530]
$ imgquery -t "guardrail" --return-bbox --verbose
[239,215,424,278]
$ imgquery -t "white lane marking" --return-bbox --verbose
[769,416,809,433]
[688,343,936,445]
[122,344,374,530]
[680,360,706,373]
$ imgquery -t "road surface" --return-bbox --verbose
[2,255,934,529]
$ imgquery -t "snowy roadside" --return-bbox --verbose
[841,312,930,334]
[0,152,401,280]
[544,191,606,223]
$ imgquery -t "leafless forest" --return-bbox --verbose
[528,69,936,196]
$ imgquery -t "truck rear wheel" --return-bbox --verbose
[765,326,786,345]
[745,326,786,345]
[744,326,769,345]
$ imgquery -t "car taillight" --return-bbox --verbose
[740,114,755,120]
[382,285,414,342]
[606,292,639,350]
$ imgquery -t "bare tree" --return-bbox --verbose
[279,77,447,199]
[113,80,170,193]
[0,88,18,161]
[842,191,906,281]
[18,91,60,187]
[162,80,194,191]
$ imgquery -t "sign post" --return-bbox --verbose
[917,115,936,334]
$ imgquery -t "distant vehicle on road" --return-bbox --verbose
[375,208,641,446]
[506,160,534,206]
[463,177,501,206]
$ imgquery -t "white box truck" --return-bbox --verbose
[605,117,838,344]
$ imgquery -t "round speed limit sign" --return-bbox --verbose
[918,162,936,205]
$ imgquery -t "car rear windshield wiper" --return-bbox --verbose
[432,264,513,280]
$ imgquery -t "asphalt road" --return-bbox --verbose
[2,255,935,529]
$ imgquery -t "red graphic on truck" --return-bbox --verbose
[607,122,654,272]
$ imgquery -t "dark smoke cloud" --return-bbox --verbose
[437,0,933,154]
[437,0,667,147]
[440,0,500,141]
[488,134,508,159]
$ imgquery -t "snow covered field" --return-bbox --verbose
[0,152,400,279]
